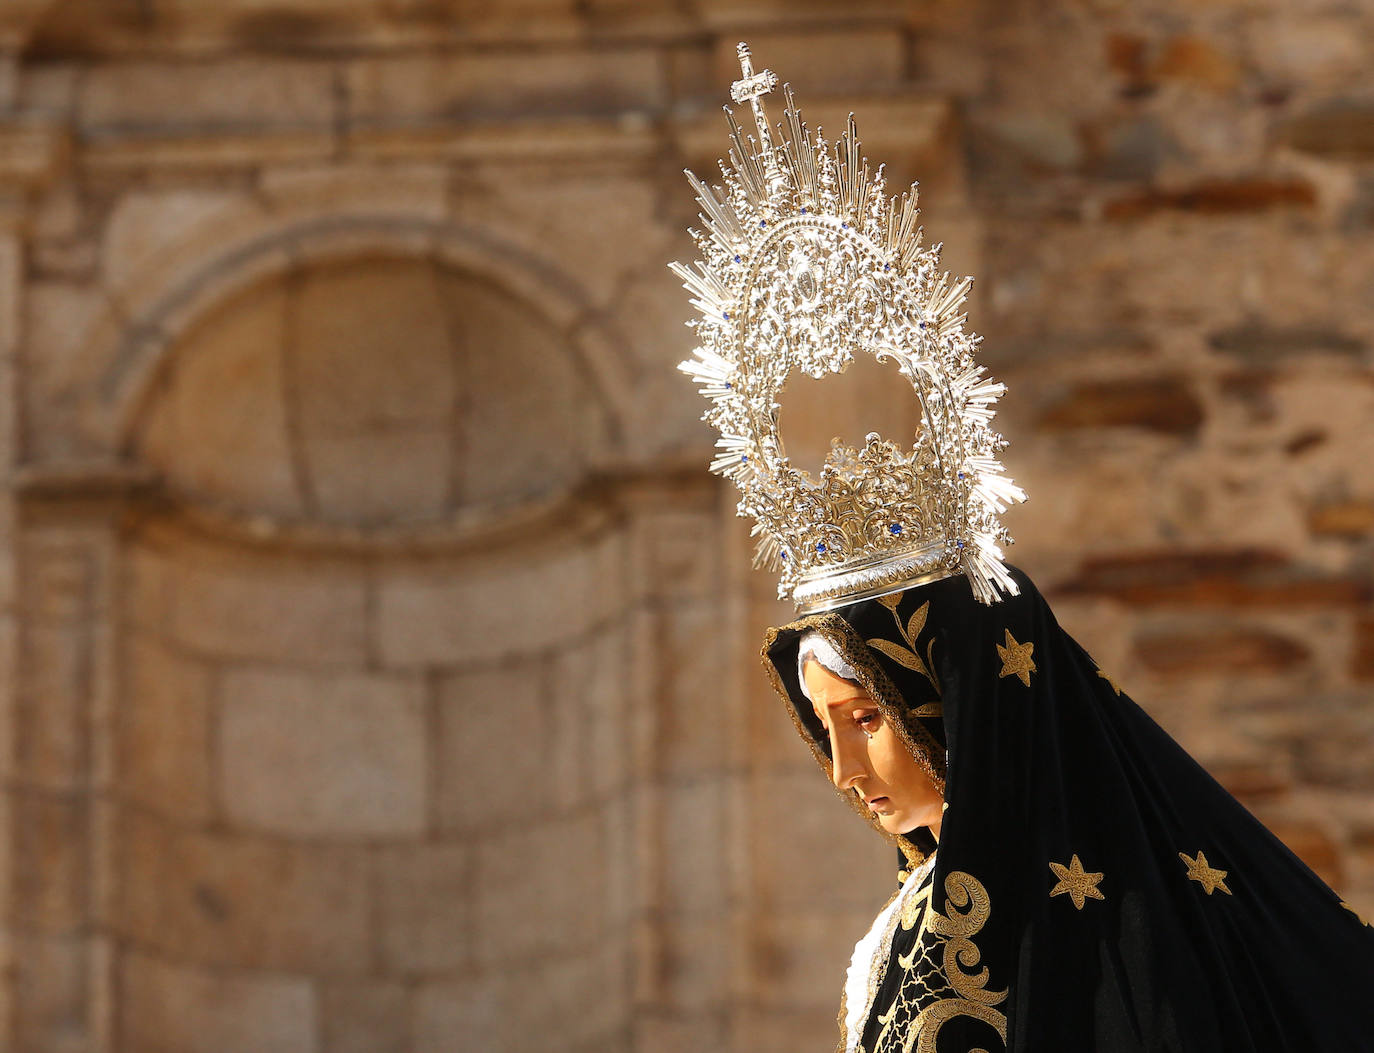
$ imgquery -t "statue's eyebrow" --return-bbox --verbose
[812,692,873,728]
[821,693,872,707]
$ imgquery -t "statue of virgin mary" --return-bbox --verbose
[762,568,1374,1051]
[672,42,1374,1051]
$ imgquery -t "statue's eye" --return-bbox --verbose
[856,711,881,733]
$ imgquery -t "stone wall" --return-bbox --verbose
[0,1,1370,1051]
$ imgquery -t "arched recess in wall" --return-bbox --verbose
[105,247,642,1052]
[131,253,618,528]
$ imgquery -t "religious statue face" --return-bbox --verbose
[803,660,944,838]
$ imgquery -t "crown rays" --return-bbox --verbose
[672,45,1026,607]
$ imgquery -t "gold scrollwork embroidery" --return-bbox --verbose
[870,870,1008,1053]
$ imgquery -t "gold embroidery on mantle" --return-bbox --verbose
[995,629,1036,687]
[869,870,1008,1053]
[1048,854,1105,910]
[1180,850,1232,896]
[869,594,942,699]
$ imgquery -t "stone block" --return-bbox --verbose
[116,632,214,822]
[631,1014,729,1053]
[1281,691,1374,791]
[376,529,626,666]
[1133,624,1312,676]
[548,644,595,813]
[627,507,724,605]
[120,541,172,634]
[986,113,1084,172]
[218,666,428,837]
[414,942,630,1053]
[16,621,91,789]
[437,662,551,835]
[9,930,88,1053]
[580,624,632,798]
[345,47,667,124]
[16,62,79,115]
[79,57,336,135]
[472,810,607,963]
[1248,16,1371,88]
[291,257,457,434]
[656,602,731,777]
[28,179,83,244]
[1355,616,1374,681]
[1152,35,1242,94]
[1206,322,1366,362]
[374,842,471,976]
[303,426,454,526]
[1038,375,1204,436]
[658,778,728,917]
[1102,178,1316,220]
[134,278,306,521]
[166,548,368,665]
[30,236,98,282]
[709,26,907,94]
[102,189,245,294]
[746,909,864,1011]
[119,948,316,1053]
[441,260,620,496]
[1308,500,1374,539]
[21,279,107,410]
[746,771,890,914]
[1056,549,1372,607]
[648,915,731,1011]
[447,166,676,309]
[317,979,409,1053]
[598,794,639,932]
[257,162,450,222]
[84,126,336,170]
[0,615,14,779]
[546,621,637,808]
[111,807,372,974]
[1281,103,1374,162]
[732,1006,845,1053]
[11,788,86,933]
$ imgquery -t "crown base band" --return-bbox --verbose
[793,545,960,614]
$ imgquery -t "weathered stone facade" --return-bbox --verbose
[0,1,1369,1051]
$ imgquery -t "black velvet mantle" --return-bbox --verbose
[763,566,1374,1052]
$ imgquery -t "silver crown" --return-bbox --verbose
[672,43,1026,610]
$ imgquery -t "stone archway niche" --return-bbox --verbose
[132,254,616,529]
[100,252,644,1053]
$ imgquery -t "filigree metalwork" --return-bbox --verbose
[672,42,1027,607]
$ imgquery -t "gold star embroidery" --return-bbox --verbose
[1180,850,1231,896]
[1049,854,1105,910]
[1097,668,1122,695]
[996,629,1036,687]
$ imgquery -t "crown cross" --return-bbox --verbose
[731,41,777,107]
[731,42,786,195]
